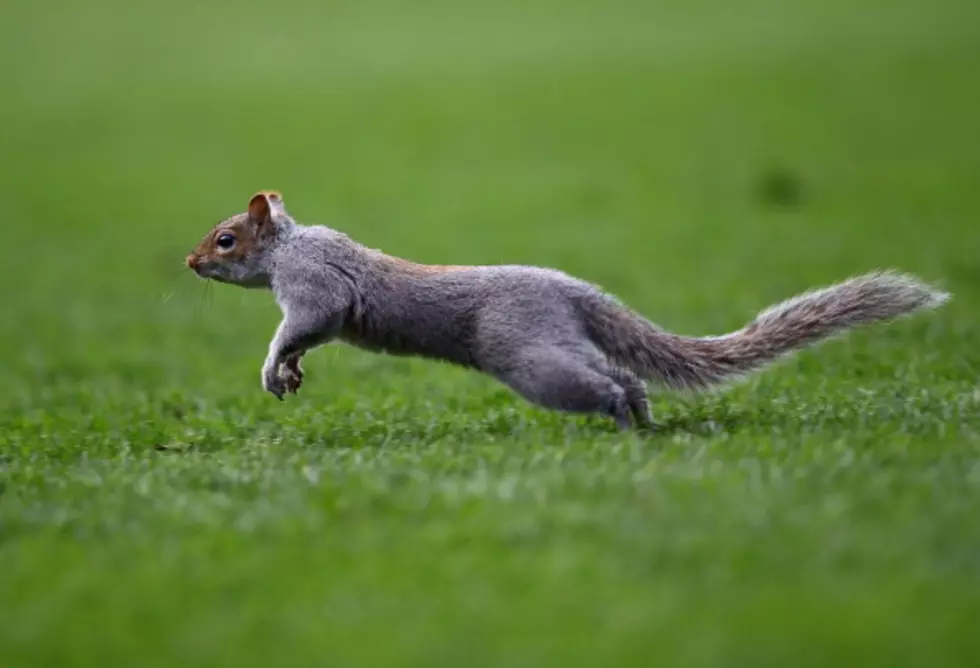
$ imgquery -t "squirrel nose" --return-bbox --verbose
[185,254,198,270]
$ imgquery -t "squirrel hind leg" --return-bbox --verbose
[609,396,634,431]
[491,347,638,430]
[606,366,655,430]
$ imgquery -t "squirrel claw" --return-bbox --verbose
[282,355,304,395]
[282,368,303,395]
[282,373,302,394]
[262,363,288,400]
[263,355,303,400]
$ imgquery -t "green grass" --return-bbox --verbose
[2,0,980,665]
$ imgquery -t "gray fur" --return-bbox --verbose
[187,194,950,429]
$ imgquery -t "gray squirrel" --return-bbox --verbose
[185,191,950,430]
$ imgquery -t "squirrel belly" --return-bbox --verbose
[186,191,951,430]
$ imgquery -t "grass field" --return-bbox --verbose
[2,0,980,665]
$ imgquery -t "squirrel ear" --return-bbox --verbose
[247,191,286,223]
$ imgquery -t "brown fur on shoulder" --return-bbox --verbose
[374,254,471,277]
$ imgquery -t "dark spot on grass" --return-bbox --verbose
[757,167,804,207]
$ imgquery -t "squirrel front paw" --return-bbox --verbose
[282,355,304,395]
[261,359,287,400]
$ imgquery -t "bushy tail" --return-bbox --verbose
[585,271,950,390]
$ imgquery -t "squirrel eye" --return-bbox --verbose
[216,233,236,251]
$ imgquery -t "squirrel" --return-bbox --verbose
[185,190,950,430]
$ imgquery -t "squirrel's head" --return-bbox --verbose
[185,191,294,288]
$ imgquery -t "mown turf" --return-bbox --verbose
[2,0,980,665]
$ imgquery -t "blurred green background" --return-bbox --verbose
[1,0,979,666]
